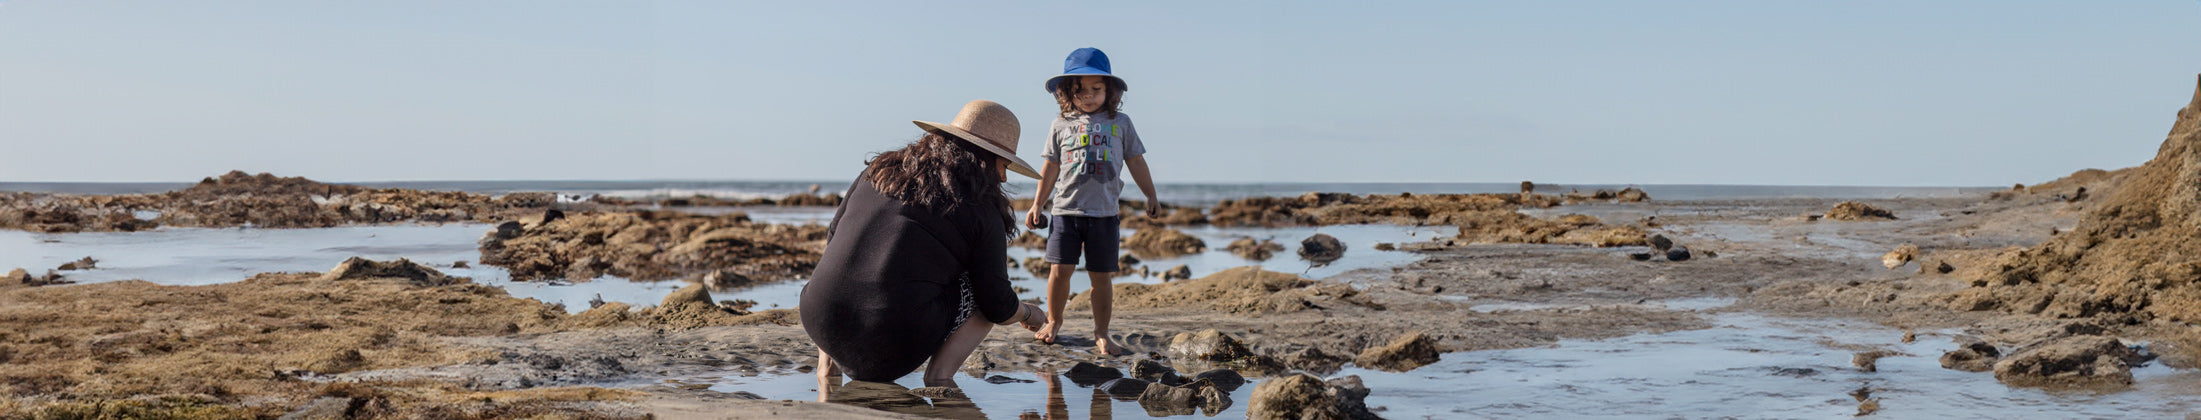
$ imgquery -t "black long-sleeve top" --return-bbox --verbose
[799,177,1020,382]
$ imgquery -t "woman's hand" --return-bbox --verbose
[1017,303,1048,332]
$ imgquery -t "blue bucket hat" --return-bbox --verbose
[1044,47,1127,93]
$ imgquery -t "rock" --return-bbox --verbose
[1825,201,1897,221]
[1354,331,1442,372]
[1902,331,1916,343]
[56,256,97,271]
[1023,257,1052,278]
[451,260,469,269]
[1192,368,1248,392]
[661,283,714,307]
[1131,358,1177,382]
[1373,242,1395,251]
[1160,265,1192,281]
[1647,234,1673,253]
[701,269,756,290]
[1881,243,1918,269]
[1226,238,1285,261]
[1857,398,1881,416]
[1169,329,1256,362]
[1012,231,1048,249]
[1064,361,1125,386]
[1936,261,1954,274]
[1118,254,1141,269]
[1940,340,2001,372]
[1137,382,1200,416]
[1520,181,1535,194]
[322,257,456,286]
[1247,373,1380,420]
[1616,187,1650,202]
[1124,227,1207,258]
[3,268,28,285]
[1853,350,1895,372]
[1992,335,2136,389]
[1664,245,1691,262]
[1298,234,1347,262]
[1281,347,1350,373]
[1627,252,1654,261]
[1324,375,1378,420]
[1099,378,1153,399]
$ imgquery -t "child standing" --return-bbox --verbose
[1026,47,1158,356]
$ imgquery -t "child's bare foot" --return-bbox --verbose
[1034,322,1060,344]
[1095,336,1126,356]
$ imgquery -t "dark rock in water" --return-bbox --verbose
[1648,234,1673,253]
[1355,331,1442,372]
[1769,367,1819,377]
[1853,350,1895,372]
[1064,361,1125,386]
[1628,252,1654,261]
[1993,335,2137,389]
[1373,242,1396,251]
[1281,347,1349,373]
[1298,234,1347,262]
[1664,245,1691,262]
[1138,382,1199,416]
[56,256,97,271]
[1160,265,1192,281]
[1118,254,1141,269]
[983,375,1035,384]
[1248,373,1380,420]
[451,260,469,269]
[1192,368,1247,392]
[1941,340,2001,372]
[1130,358,1177,382]
[1099,378,1153,399]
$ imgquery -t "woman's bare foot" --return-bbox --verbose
[1034,322,1060,343]
[1095,336,1126,356]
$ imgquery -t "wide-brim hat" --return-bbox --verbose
[1044,47,1128,93]
[913,100,1040,180]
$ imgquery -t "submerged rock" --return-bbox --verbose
[1064,361,1125,386]
[1192,368,1248,392]
[1940,340,2001,372]
[1227,238,1285,261]
[1098,377,1152,399]
[56,256,97,271]
[1354,331,1442,372]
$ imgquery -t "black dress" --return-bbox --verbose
[800,178,1021,382]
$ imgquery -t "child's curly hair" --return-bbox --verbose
[1053,77,1125,119]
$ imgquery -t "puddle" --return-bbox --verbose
[1457,297,1736,313]
[663,369,1262,419]
[1338,313,2201,419]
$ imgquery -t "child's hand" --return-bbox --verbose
[1025,207,1043,229]
[1145,204,1161,218]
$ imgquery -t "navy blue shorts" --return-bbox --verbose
[1044,215,1120,273]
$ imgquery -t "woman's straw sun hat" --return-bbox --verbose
[913,100,1040,180]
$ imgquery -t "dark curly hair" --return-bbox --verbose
[1054,76,1124,119]
[863,133,1017,239]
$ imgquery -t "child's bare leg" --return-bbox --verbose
[1088,270,1121,355]
[924,315,994,388]
[1036,263,1076,343]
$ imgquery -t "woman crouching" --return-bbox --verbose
[802,100,1048,391]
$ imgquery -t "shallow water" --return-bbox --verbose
[0,216,1453,313]
[664,369,1263,419]
[1345,312,2201,419]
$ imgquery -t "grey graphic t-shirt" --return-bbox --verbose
[1040,112,1145,217]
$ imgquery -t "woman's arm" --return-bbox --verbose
[969,209,1025,325]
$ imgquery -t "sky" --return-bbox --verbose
[2,1,2197,186]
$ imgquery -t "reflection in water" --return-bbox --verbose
[820,379,990,420]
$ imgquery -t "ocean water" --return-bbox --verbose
[0,180,1998,206]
